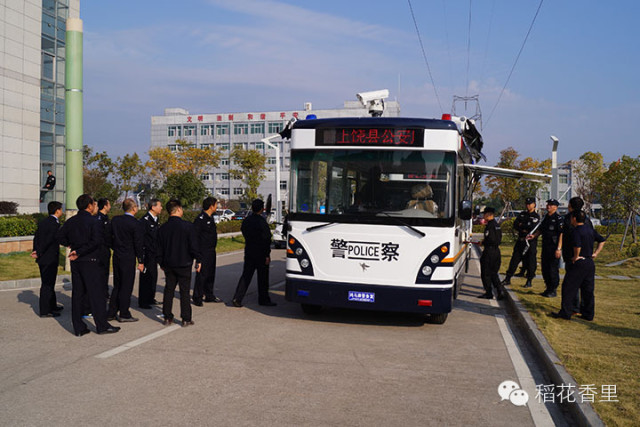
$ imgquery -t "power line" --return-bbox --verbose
[407,0,444,113]
[465,0,472,98]
[485,0,545,128]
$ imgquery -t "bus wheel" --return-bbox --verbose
[426,313,448,325]
[301,304,322,315]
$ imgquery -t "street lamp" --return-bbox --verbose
[261,134,282,225]
[550,135,559,200]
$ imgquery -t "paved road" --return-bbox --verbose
[0,249,566,426]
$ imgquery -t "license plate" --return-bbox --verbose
[348,291,375,303]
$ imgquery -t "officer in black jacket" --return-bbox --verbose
[39,170,56,202]
[192,197,221,306]
[501,197,540,288]
[478,207,504,300]
[232,199,276,307]
[107,198,144,322]
[138,198,162,308]
[32,201,63,317]
[58,194,119,336]
[527,199,563,297]
[96,198,111,298]
[157,199,201,327]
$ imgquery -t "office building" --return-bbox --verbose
[1,0,80,213]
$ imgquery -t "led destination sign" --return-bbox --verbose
[316,128,424,147]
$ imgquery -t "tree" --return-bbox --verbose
[597,156,640,242]
[573,151,605,215]
[145,140,220,189]
[515,157,551,206]
[146,147,178,185]
[230,147,267,203]
[161,171,207,209]
[115,153,144,198]
[485,147,520,211]
[82,145,119,202]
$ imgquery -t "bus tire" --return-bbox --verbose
[426,313,448,325]
[301,303,322,315]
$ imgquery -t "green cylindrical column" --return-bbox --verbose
[65,18,83,208]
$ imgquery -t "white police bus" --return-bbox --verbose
[283,112,487,324]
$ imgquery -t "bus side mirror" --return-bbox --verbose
[459,200,472,220]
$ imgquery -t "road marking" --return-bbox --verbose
[495,314,554,426]
[95,325,181,359]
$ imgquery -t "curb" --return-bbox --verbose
[503,284,605,426]
[0,275,71,291]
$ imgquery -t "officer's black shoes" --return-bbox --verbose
[477,293,493,299]
[204,296,223,303]
[52,305,64,311]
[162,317,174,326]
[192,299,203,307]
[99,326,121,334]
[117,316,139,323]
[500,278,511,286]
[139,304,153,309]
[40,312,61,318]
[541,291,557,298]
[181,320,194,327]
[232,299,243,307]
[523,280,533,288]
[549,312,571,320]
[75,329,91,337]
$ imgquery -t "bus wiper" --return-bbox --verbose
[306,222,337,232]
[379,213,425,237]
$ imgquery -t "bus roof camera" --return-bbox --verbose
[356,89,389,117]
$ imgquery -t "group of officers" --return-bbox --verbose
[32,195,276,337]
[478,196,606,321]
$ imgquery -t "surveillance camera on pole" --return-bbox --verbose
[357,89,389,117]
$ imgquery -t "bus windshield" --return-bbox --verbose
[290,149,455,225]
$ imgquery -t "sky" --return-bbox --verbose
[80,0,640,166]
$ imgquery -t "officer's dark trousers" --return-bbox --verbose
[71,260,110,334]
[162,266,192,321]
[100,252,111,298]
[559,258,595,320]
[506,239,537,279]
[480,246,502,297]
[193,250,216,302]
[233,256,270,304]
[540,247,560,293]
[138,255,157,306]
[108,254,136,318]
[38,261,58,315]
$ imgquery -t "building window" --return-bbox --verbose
[200,173,212,181]
[234,123,249,135]
[250,123,265,134]
[218,143,230,151]
[267,157,277,165]
[217,173,230,180]
[216,124,229,136]
[255,142,264,150]
[168,126,181,137]
[221,158,230,166]
[559,175,568,184]
[233,142,247,150]
[280,180,287,190]
[200,143,214,149]
[220,188,230,196]
[184,125,196,136]
[168,144,178,152]
[268,121,284,133]
[233,188,244,195]
[200,124,213,136]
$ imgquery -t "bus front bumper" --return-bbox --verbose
[285,278,452,314]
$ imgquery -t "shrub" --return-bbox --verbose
[0,201,19,215]
[0,216,37,237]
[625,243,640,258]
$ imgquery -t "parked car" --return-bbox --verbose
[498,211,518,223]
[231,210,250,221]
[213,209,234,223]
[472,215,487,226]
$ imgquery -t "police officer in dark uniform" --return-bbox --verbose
[552,210,605,320]
[138,198,162,308]
[478,207,504,300]
[57,194,120,336]
[232,199,276,307]
[96,198,111,298]
[32,201,63,317]
[40,170,56,202]
[192,197,222,306]
[501,197,540,288]
[527,199,563,297]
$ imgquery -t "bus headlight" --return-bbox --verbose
[295,248,304,256]
[415,242,450,284]
[430,254,440,264]
[300,259,310,268]
[422,266,433,276]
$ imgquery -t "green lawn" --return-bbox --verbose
[501,235,639,426]
[0,236,246,282]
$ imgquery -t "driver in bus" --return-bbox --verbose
[406,183,438,214]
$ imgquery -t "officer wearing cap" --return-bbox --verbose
[501,197,540,288]
[527,199,563,297]
[478,207,504,300]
